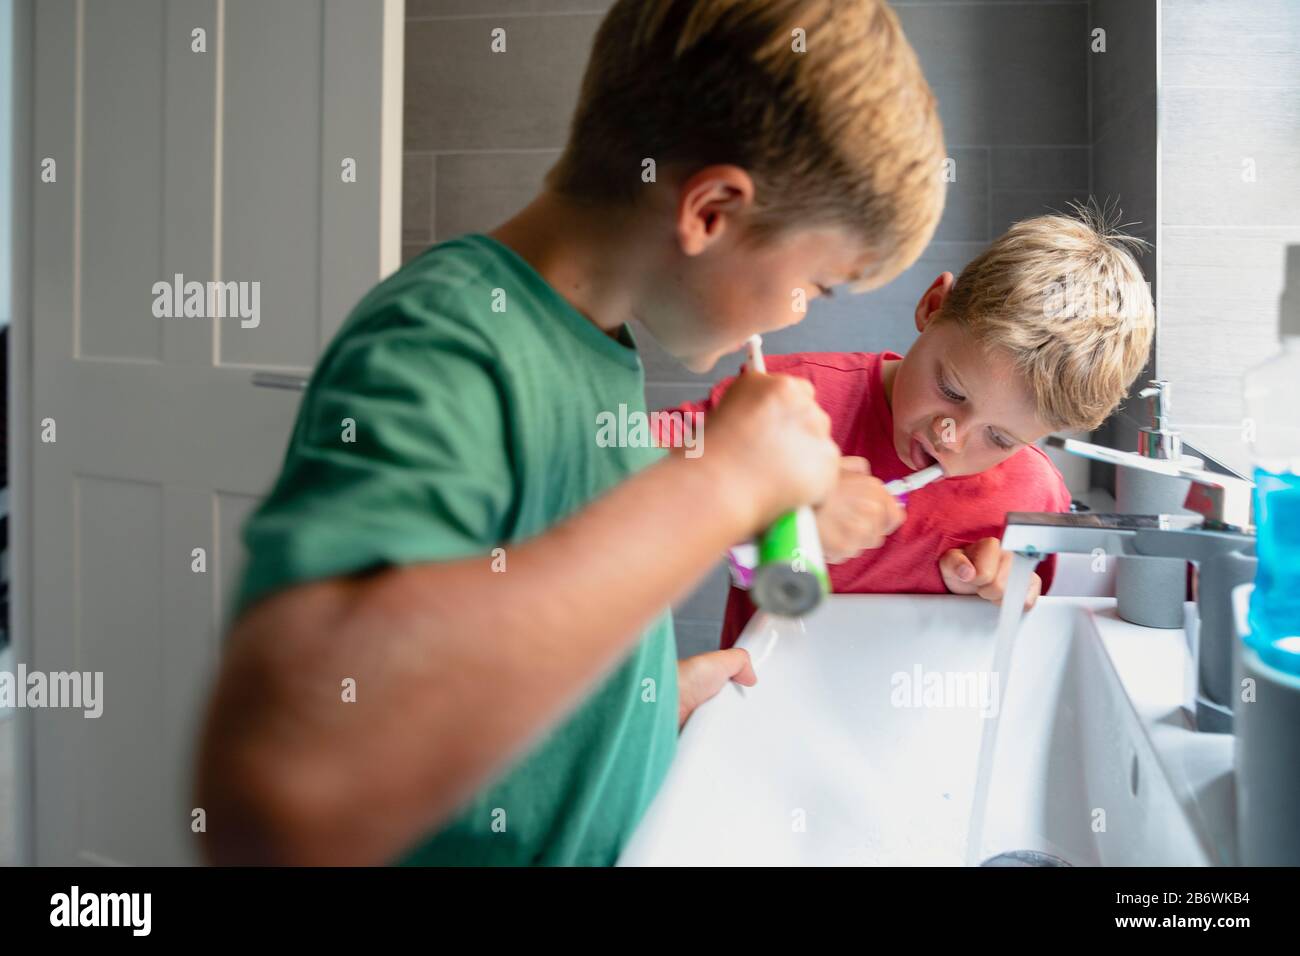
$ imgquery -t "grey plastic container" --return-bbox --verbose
[1236,645,1300,865]
[1114,456,1202,628]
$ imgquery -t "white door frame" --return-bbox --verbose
[8,0,404,865]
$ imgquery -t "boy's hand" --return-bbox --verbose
[815,456,906,563]
[677,649,757,730]
[939,537,1042,610]
[706,369,840,528]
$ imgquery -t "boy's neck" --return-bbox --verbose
[880,356,900,409]
[490,191,655,340]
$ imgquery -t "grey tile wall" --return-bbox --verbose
[402,0,1098,654]
[1158,0,1300,476]
[1088,0,1157,487]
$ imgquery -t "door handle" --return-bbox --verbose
[250,371,309,392]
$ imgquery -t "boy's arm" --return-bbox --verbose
[195,370,836,866]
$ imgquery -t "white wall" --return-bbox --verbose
[1159,0,1300,477]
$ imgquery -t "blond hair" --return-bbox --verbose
[547,0,946,289]
[940,204,1155,432]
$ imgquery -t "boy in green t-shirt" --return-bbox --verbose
[196,0,945,865]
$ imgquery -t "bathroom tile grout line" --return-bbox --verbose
[985,145,992,242]
[428,153,437,244]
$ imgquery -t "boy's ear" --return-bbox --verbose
[676,165,756,256]
[914,272,955,331]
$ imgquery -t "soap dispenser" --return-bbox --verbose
[1115,380,1203,628]
[1136,380,1182,460]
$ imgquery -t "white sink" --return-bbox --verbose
[619,595,1234,866]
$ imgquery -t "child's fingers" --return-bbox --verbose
[854,492,905,546]
[947,540,1041,608]
[1023,572,1043,610]
[826,472,904,550]
[881,493,906,534]
[686,648,755,688]
[982,567,1043,608]
[964,537,1004,587]
[677,649,756,726]
[939,548,978,592]
[722,648,758,687]
[845,473,905,534]
[976,549,1013,602]
[840,455,871,475]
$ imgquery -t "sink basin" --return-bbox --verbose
[619,595,1232,866]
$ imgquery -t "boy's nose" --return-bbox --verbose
[931,414,967,454]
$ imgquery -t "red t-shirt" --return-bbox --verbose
[663,351,1073,649]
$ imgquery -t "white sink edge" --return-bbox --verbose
[1086,601,1237,865]
[623,594,1236,866]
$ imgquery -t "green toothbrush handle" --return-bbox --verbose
[753,505,830,617]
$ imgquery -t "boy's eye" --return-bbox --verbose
[816,284,835,299]
[988,429,1015,450]
[937,373,964,403]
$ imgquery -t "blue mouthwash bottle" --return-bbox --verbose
[1244,246,1300,675]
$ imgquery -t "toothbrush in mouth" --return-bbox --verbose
[750,333,943,501]
[883,464,945,498]
[746,334,767,373]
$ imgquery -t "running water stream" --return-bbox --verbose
[964,552,1040,866]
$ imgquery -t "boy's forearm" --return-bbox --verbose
[197,452,753,865]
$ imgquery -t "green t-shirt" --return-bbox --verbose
[233,234,679,866]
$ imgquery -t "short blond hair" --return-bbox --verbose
[548,0,946,289]
[940,205,1155,432]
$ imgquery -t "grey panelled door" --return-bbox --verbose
[28,0,402,864]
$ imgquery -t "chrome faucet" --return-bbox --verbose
[1001,512,1256,733]
[1044,434,1254,527]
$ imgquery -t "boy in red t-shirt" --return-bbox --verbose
[662,211,1155,649]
